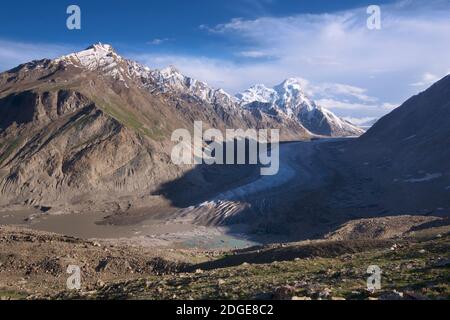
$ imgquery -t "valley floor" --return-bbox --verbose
[0,220,448,300]
[0,139,449,299]
[0,139,348,248]
[3,137,446,250]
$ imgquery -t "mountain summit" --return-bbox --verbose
[237,78,364,137]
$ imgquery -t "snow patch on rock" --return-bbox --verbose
[404,173,443,183]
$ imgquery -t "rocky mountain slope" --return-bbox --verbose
[236,79,364,137]
[342,74,450,214]
[0,225,193,297]
[356,74,450,170]
[0,43,311,210]
[296,75,450,225]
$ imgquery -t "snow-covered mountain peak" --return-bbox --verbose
[85,43,115,52]
[53,44,236,108]
[159,65,181,77]
[237,78,314,112]
[150,66,237,109]
[55,43,123,72]
[151,65,187,91]
[235,84,277,105]
[251,84,272,91]
[273,79,315,113]
[236,78,364,136]
[275,77,304,91]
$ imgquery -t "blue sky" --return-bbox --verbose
[1,0,450,123]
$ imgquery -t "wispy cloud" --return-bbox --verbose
[343,116,378,126]
[146,38,171,45]
[310,83,378,103]
[236,50,273,58]
[381,102,399,110]
[203,1,450,78]
[410,72,446,87]
[192,0,450,118]
[134,1,450,120]
[230,0,275,18]
[316,99,377,111]
[0,39,73,72]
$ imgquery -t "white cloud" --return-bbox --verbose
[343,116,378,126]
[236,50,272,58]
[193,0,450,118]
[382,102,399,110]
[133,1,450,120]
[206,3,450,77]
[309,83,378,103]
[410,72,441,87]
[316,98,377,111]
[0,39,72,72]
[146,38,171,45]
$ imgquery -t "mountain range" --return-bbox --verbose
[0,43,363,209]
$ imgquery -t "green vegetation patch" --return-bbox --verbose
[56,234,450,300]
[0,289,29,300]
[92,96,165,140]
[0,137,23,166]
